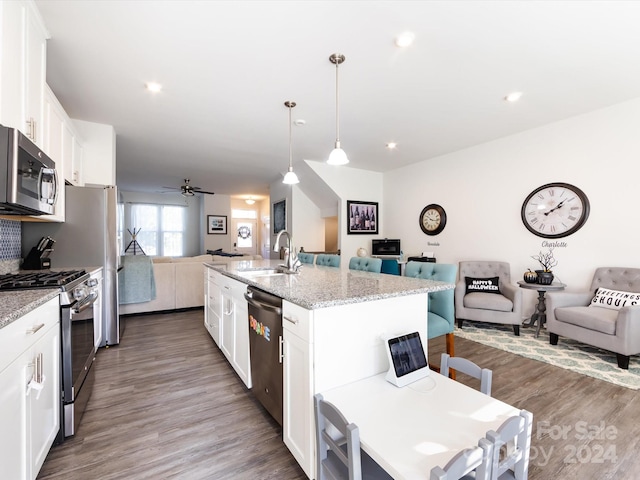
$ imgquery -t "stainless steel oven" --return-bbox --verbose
[59,275,99,440]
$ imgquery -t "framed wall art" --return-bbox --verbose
[347,200,379,234]
[207,215,227,235]
[273,199,286,233]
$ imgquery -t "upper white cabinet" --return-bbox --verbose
[0,0,49,148]
[73,119,115,186]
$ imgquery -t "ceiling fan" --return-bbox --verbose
[163,179,215,197]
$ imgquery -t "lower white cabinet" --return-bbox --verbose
[282,300,314,478]
[204,269,221,345]
[0,297,60,480]
[205,268,251,388]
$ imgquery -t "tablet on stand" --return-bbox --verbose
[385,331,430,387]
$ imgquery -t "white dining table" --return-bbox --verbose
[321,371,522,480]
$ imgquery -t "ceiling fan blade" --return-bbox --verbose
[196,190,215,195]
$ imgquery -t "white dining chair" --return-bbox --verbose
[430,438,493,480]
[314,393,392,480]
[440,353,493,396]
[486,409,533,480]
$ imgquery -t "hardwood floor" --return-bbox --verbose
[39,310,640,479]
[38,309,306,480]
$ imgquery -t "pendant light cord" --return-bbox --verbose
[288,104,293,169]
[335,61,340,143]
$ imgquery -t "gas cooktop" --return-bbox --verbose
[0,270,88,290]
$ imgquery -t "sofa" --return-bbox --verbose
[119,253,262,315]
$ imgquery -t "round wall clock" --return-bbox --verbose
[419,204,447,235]
[521,182,590,238]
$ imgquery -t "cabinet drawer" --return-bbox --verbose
[282,301,313,343]
[0,298,59,373]
[207,267,221,283]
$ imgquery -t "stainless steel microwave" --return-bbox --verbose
[0,125,58,215]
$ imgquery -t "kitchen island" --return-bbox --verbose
[205,259,453,478]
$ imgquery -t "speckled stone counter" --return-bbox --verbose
[205,259,453,310]
[0,289,59,330]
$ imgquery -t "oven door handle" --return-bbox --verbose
[73,291,98,314]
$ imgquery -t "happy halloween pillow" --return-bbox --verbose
[465,276,501,294]
[589,287,640,310]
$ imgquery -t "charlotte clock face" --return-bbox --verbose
[521,182,590,238]
[419,204,446,235]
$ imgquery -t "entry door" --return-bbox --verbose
[232,219,257,255]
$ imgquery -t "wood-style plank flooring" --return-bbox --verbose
[39,309,640,479]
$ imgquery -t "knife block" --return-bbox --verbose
[22,247,53,270]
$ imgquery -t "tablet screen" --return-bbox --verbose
[387,332,428,377]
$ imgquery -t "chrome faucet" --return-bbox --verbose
[274,230,301,273]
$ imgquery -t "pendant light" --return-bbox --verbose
[327,53,349,165]
[283,101,300,185]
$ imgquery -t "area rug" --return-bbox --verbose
[455,322,640,390]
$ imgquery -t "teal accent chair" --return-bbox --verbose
[348,257,383,273]
[405,261,457,365]
[316,254,341,267]
[298,252,315,264]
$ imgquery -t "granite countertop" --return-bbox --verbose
[0,289,59,330]
[205,259,453,310]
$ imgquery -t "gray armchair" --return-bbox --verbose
[455,261,524,335]
[547,267,640,369]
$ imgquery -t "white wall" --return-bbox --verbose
[202,193,232,253]
[384,97,640,315]
[292,187,325,253]
[307,161,384,262]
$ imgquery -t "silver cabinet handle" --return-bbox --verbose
[283,315,298,325]
[26,323,45,335]
[279,336,284,363]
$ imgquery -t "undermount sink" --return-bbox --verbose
[236,267,287,279]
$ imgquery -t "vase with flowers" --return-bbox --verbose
[531,248,558,285]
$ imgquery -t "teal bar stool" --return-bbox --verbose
[316,254,341,267]
[405,261,457,366]
[298,252,315,264]
[348,257,383,273]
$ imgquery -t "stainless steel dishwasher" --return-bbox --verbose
[244,286,283,425]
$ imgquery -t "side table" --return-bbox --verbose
[517,281,566,337]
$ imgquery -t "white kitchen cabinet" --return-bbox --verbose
[62,121,82,185]
[205,268,222,346]
[282,301,314,478]
[72,119,116,186]
[0,297,60,480]
[0,0,49,148]
[24,1,47,147]
[41,85,66,221]
[206,268,251,388]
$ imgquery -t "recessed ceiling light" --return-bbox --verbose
[395,32,415,48]
[504,91,523,102]
[386,142,398,149]
[294,119,306,126]
[145,82,162,93]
